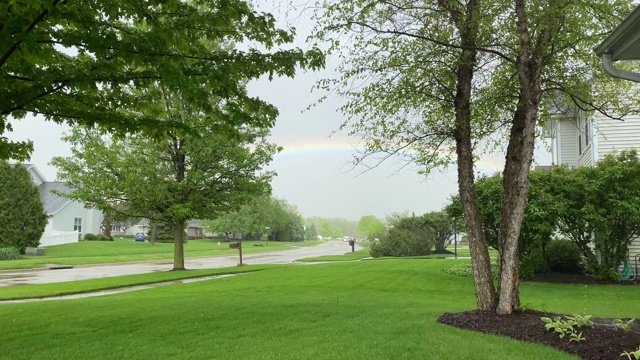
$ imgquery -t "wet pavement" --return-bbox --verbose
[0,241,361,288]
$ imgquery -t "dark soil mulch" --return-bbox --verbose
[528,272,640,285]
[438,310,640,360]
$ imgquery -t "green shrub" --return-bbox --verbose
[84,233,113,241]
[545,239,583,273]
[95,233,113,241]
[520,246,548,279]
[83,233,97,241]
[0,247,20,260]
[369,228,431,257]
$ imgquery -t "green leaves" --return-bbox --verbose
[1,0,325,160]
[0,161,48,252]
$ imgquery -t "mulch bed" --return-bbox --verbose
[439,310,640,359]
[528,272,640,286]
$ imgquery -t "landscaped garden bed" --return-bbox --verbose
[439,309,640,360]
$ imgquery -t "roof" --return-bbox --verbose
[595,6,640,60]
[39,182,73,215]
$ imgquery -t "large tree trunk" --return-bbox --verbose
[496,94,538,314]
[101,212,112,237]
[496,0,547,314]
[173,219,186,270]
[451,0,497,311]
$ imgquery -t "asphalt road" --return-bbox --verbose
[0,241,362,287]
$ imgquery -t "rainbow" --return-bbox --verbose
[273,137,504,172]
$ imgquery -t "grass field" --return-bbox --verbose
[0,239,320,270]
[3,259,639,359]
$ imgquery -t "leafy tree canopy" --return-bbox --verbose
[356,215,386,241]
[52,83,279,269]
[1,0,324,160]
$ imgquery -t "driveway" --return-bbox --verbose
[0,241,362,287]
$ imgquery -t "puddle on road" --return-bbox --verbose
[0,274,28,280]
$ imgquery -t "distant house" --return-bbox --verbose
[23,164,103,244]
[117,219,209,239]
[544,106,640,263]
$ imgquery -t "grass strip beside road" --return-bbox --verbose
[298,248,371,262]
[0,239,321,270]
[0,265,275,301]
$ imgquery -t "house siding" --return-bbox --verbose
[50,203,102,236]
[558,119,580,167]
[578,145,594,167]
[629,238,640,269]
[595,113,640,161]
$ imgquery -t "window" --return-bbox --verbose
[577,115,591,155]
[74,217,83,233]
[585,120,590,147]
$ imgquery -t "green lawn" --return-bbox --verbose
[298,248,371,262]
[0,239,320,270]
[3,259,639,359]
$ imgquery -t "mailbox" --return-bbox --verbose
[229,242,240,249]
[348,240,355,246]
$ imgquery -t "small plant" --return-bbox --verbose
[566,314,593,328]
[569,332,585,343]
[621,346,640,360]
[541,317,574,338]
[614,318,635,332]
[443,262,499,279]
[0,247,20,260]
[541,315,592,342]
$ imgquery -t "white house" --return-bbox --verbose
[24,164,103,245]
[545,107,640,266]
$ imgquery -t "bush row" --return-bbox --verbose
[83,233,113,241]
[0,247,20,261]
[520,239,583,279]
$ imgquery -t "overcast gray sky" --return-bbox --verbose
[5,1,552,221]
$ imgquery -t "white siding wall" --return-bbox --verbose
[595,113,640,161]
[50,202,103,236]
[629,238,640,269]
[558,119,580,167]
[578,145,594,167]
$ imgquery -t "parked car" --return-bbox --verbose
[134,233,146,242]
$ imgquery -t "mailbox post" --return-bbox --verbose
[348,239,355,252]
[229,241,243,265]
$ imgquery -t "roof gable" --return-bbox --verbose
[38,182,73,215]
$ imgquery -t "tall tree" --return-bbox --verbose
[313,0,638,313]
[1,0,324,160]
[422,211,459,253]
[356,215,386,241]
[52,87,279,270]
[0,162,47,253]
[305,223,319,240]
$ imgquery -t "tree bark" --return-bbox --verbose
[150,222,157,245]
[496,0,544,314]
[450,0,497,311]
[496,94,538,314]
[173,219,186,270]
